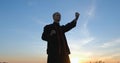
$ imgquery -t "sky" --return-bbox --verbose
[0,0,120,63]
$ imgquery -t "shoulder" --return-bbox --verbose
[44,23,53,29]
[61,25,65,28]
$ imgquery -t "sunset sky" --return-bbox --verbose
[0,0,120,63]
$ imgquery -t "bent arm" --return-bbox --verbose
[62,20,76,32]
[62,16,79,32]
[41,25,51,41]
[62,12,80,32]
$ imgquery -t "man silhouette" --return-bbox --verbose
[42,12,80,63]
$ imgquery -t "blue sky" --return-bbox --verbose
[0,0,120,63]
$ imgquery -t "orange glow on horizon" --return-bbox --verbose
[70,57,81,63]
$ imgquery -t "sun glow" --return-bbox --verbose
[71,57,81,63]
[70,53,87,63]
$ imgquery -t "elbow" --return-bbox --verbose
[41,36,44,40]
[41,36,47,41]
[41,34,47,41]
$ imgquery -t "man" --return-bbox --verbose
[41,12,80,63]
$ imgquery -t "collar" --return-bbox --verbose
[53,22,60,26]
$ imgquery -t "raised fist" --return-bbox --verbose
[75,12,80,18]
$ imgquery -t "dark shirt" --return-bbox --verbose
[42,20,77,55]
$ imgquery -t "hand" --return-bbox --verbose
[50,30,56,36]
[73,12,80,22]
[75,12,80,18]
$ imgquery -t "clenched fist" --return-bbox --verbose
[75,12,80,19]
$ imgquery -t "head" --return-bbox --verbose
[53,12,61,23]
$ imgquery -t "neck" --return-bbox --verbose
[54,21,59,23]
[53,22,60,26]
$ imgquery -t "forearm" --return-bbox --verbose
[73,16,79,23]
[62,20,77,32]
[41,26,51,41]
[42,32,49,41]
[62,13,80,32]
[73,12,80,22]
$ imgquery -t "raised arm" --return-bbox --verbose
[62,12,80,32]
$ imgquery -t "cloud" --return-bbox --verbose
[88,7,95,16]
[32,17,49,25]
[68,1,97,61]
[69,37,95,53]
[68,37,95,58]
[92,38,120,61]
[67,1,96,56]
[72,0,96,46]
[101,38,120,48]
[87,1,95,17]
[27,1,38,6]
[97,52,120,61]
[80,1,95,37]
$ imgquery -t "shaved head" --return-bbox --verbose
[53,12,61,23]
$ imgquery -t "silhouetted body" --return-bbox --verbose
[41,12,80,63]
